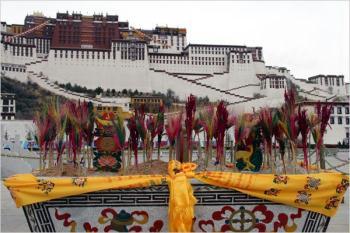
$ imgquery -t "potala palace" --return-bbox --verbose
[1,12,349,144]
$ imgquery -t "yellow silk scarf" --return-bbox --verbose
[3,161,349,232]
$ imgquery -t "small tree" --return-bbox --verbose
[111,89,116,96]
[95,87,103,95]
[128,89,133,96]
[65,82,72,90]
[106,88,111,97]
[122,89,128,95]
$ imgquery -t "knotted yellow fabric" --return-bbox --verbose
[3,160,349,232]
[167,160,197,232]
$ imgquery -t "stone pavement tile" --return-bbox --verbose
[327,224,349,233]
[1,214,30,232]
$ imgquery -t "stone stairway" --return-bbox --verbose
[149,68,257,101]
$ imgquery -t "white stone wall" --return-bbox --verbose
[44,48,151,93]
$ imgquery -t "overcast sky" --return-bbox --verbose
[1,1,349,81]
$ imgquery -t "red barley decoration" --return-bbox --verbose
[165,113,182,161]
[127,116,139,167]
[55,102,67,165]
[259,108,273,171]
[297,106,310,171]
[185,94,196,161]
[135,106,148,162]
[215,101,228,166]
[156,103,165,160]
[282,88,299,173]
[146,114,159,161]
[34,101,56,169]
[272,109,287,173]
[319,104,333,146]
[199,105,216,168]
[67,101,84,167]
[193,118,203,150]
[46,99,59,168]
[147,114,158,144]
[311,102,333,169]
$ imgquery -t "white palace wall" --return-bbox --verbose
[44,49,152,93]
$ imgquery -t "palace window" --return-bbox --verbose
[338,117,342,125]
[330,117,334,124]
[331,107,334,114]
[346,117,349,125]
[346,107,349,114]
[337,107,342,114]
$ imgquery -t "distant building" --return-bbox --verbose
[0,93,16,120]
[131,95,163,113]
[94,96,132,119]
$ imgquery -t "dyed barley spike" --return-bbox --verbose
[215,101,228,169]
[165,113,182,162]
[297,106,310,172]
[156,103,165,161]
[199,105,216,169]
[185,94,196,162]
[127,116,139,167]
[310,102,333,170]
[272,109,287,174]
[146,114,159,163]
[135,106,147,163]
[259,108,273,172]
[281,88,299,173]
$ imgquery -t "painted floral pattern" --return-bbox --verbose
[72,177,87,187]
[304,177,321,191]
[294,191,311,205]
[336,178,349,194]
[37,179,55,194]
[273,175,288,184]
[264,188,281,196]
[325,196,340,210]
